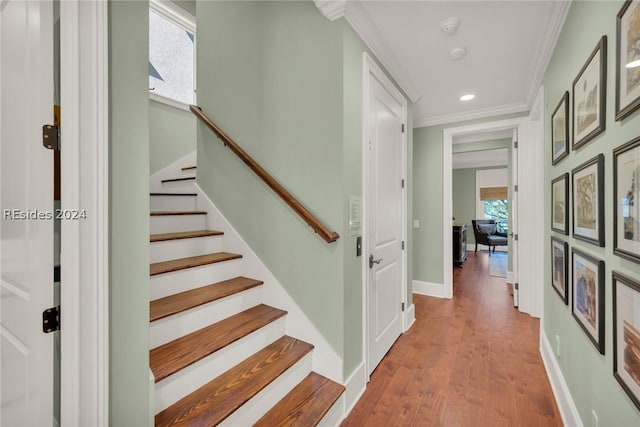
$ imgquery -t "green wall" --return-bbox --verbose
[109,1,151,424]
[413,114,524,284]
[544,1,640,425]
[149,101,196,174]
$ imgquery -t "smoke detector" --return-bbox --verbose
[440,18,460,35]
[449,47,467,61]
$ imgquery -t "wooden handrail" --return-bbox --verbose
[190,105,340,243]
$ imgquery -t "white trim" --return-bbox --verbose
[404,303,416,331]
[466,243,507,253]
[506,271,514,284]
[412,280,450,299]
[362,52,408,378]
[540,331,583,427]
[59,1,109,425]
[343,362,367,419]
[313,0,346,21]
[416,102,529,129]
[149,0,195,33]
[149,92,191,112]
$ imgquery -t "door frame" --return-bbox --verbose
[59,1,109,424]
[362,53,408,379]
[442,87,544,317]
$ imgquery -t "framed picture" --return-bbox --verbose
[614,136,640,263]
[551,237,569,304]
[616,0,640,121]
[552,173,569,234]
[613,271,640,411]
[572,248,605,354]
[572,154,605,246]
[573,35,607,150]
[552,92,570,164]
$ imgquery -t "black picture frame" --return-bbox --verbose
[572,154,605,246]
[551,237,569,305]
[552,92,570,165]
[612,271,640,411]
[572,248,605,354]
[616,0,640,121]
[572,35,607,150]
[552,173,569,235]
[614,136,640,264]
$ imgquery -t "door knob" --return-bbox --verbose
[369,254,383,268]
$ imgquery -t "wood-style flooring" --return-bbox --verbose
[342,252,562,427]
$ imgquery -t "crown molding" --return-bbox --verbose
[415,102,530,128]
[313,0,346,21]
[525,0,571,108]
[452,148,508,170]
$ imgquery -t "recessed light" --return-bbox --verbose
[460,94,475,102]
[626,59,640,68]
[449,47,467,61]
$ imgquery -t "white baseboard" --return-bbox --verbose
[404,303,416,332]
[413,280,451,299]
[343,362,366,420]
[467,243,508,253]
[540,331,583,427]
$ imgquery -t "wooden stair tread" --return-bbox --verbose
[150,276,263,322]
[150,252,241,276]
[150,192,197,196]
[254,372,345,427]
[150,230,223,242]
[162,177,196,183]
[150,210,206,216]
[150,304,288,383]
[155,336,313,427]
[181,166,197,171]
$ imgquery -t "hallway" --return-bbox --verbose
[342,252,562,426]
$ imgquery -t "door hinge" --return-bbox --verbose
[514,283,519,290]
[401,123,405,133]
[42,306,60,333]
[513,140,518,149]
[401,179,405,188]
[514,234,519,241]
[42,124,60,150]
[402,302,405,311]
[402,241,405,250]
[514,184,518,192]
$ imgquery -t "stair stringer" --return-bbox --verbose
[194,183,343,385]
[149,151,196,193]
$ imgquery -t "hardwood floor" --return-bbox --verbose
[342,252,562,427]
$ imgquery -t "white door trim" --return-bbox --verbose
[362,52,408,379]
[443,116,529,301]
[59,1,109,425]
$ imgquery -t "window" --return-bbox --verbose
[149,0,195,108]
[483,199,509,234]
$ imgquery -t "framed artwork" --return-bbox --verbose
[573,35,607,150]
[552,92,570,164]
[613,271,640,411]
[552,173,569,234]
[572,248,605,354]
[616,0,640,121]
[614,136,640,263]
[551,237,569,305]
[572,154,605,246]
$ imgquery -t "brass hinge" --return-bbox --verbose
[42,306,60,333]
[42,124,60,150]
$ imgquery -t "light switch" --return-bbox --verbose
[413,220,420,229]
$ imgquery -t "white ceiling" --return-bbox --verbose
[315,0,570,127]
[452,148,508,169]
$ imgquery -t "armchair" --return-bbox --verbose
[471,219,508,254]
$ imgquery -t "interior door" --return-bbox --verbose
[367,75,403,375]
[510,129,519,307]
[1,1,55,425]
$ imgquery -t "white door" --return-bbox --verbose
[367,75,404,375]
[1,1,55,425]
[510,129,519,307]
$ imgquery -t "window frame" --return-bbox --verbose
[149,0,196,110]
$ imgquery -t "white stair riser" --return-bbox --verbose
[150,195,197,211]
[161,179,196,191]
[150,214,207,234]
[150,258,244,300]
[154,317,286,414]
[150,236,223,263]
[150,287,263,348]
[318,394,345,427]
[219,352,313,427]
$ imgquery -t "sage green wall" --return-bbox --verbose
[452,138,511,154]
[109,1,150,424]
[413,113,525,284]
[149,101,196,174]
[544,1,640,424]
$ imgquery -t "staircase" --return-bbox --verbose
[149,165,345,426]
